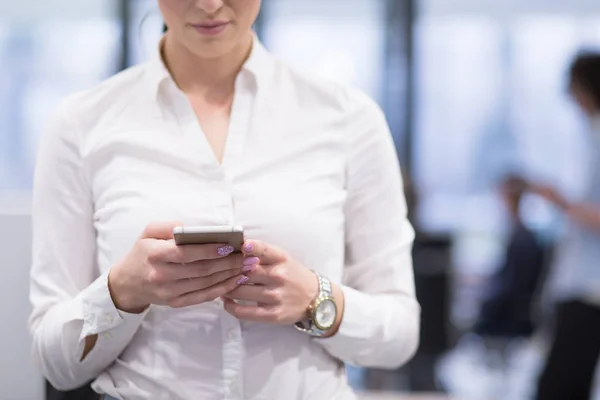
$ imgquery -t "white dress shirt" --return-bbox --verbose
[546,115,600,307]
[29,37,420,400]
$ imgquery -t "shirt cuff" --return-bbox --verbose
[78,268,147,342]
[313,285,374,364]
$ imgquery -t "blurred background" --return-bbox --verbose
[2,0,600,399]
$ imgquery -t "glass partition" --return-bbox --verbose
[0,1,120,208]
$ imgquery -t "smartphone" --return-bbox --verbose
[172,225,244,252]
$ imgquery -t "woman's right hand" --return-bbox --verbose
[108,222,248,314]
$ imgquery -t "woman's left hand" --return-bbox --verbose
[222,240,319,325]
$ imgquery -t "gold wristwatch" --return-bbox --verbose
[294,271,337,337]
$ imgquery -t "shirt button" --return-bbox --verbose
[227,329,237,340]
[104,313,113,324]
[229,381,239,395]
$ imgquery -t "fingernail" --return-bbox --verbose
[244,242,254,252]
[218,245,234,256]
[237,276,249,285]
[243,256,259,266]
[241,264,257,273]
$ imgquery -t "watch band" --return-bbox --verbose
[294,271,334,337]
[316,272,333,298]
[294,319,327,337]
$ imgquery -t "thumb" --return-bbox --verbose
[141,221,183,240]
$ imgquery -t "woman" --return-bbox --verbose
[28,1,420,399]
[532,52,600,400]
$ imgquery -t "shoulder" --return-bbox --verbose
[56,63,150,132]
[270,57,384,121]
[268,59,389,153]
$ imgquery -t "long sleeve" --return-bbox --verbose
[316,93,420,369]
[28,100,147,391]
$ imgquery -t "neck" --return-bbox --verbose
[162,32,253,96]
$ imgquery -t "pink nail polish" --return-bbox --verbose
[218,245,234,256]
[237,276,249,285]
[243,257,259,266]
[241,264,257,273]
[244,242,254,252]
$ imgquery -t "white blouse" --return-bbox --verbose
[28,37,420,400]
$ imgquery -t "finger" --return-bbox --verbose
[242,240,286,265]
[169,274,248,308]
[162,254,244,280]
[157,241,236,264]
[195,253,244,275]
[222,297,276,323]
[169,268,246,296]
[239,264,275,285]
[225,285,278,304]
[142,221,183,240]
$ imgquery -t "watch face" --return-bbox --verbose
[315,298,336,329]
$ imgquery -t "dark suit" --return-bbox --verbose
[474,222,545,338]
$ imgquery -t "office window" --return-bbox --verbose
[261,0,387,104]
[413,16,506,235]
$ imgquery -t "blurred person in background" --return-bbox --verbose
[27,1,420,399]
[437,174,546,392]
[473,175,545,342]
[531,52,600,400]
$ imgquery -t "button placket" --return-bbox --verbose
[213,181,233,225]
[229,380,240,397]
[221,312,243,400]
[225,176,236,226]
[227,329,237,340]
[221,76,253,229]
